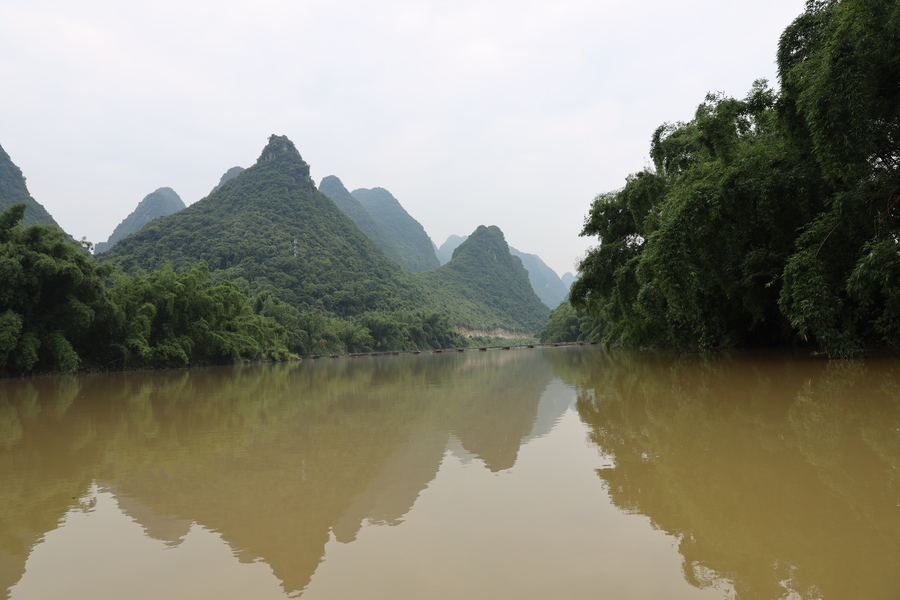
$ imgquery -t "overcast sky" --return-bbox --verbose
[1,0,807,277]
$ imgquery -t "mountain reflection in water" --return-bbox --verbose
[0,350,562,598]
[2,347,899,599]
[547,348,900,600]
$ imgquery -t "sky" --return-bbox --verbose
[0,0,808,277]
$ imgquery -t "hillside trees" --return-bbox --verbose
[0,203,292,375]
[572,0,900,356]
[420,225,551,334]
[777,0,900,355]
[106,264,293,368]
[0,204,112,373]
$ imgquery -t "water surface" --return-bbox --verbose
[1,347,898,599]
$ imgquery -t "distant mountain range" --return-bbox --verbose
[94,187,185,254]
[3,135,563,338]
[348,186,441,272]
[318,176,413,271]
[98,135,547,334]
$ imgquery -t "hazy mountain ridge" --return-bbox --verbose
[350,187,440,272]
[0,142,64,231]
[94,187,185,254]
[318,176,407,269]
[2,134,550,345]
[436,235,467,265]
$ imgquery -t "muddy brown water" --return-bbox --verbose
[1,346,898,599]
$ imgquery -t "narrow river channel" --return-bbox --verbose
[1,346,898,599]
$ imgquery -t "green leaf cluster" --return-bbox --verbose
[106,264,293,368]
[572,0,900,357]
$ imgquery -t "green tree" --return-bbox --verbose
[573,83,821,348]
[777,0,900,355]
[0,204,113,374]
[107,263,292,368]
[572,0,900,356]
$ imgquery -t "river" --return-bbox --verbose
[1,346,898,599]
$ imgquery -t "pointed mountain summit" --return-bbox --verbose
[420,225,550,335]
[100,135,422,314]
[350,187,440,272]
[437,234,568,308]
[94,187,185,254]
[0,142,64,230]
[318,175,407,269]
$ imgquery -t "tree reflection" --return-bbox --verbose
[557,348,900,600]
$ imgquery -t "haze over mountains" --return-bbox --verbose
[349,186,441,272]
[420,225,549,334]
[318,176,426,273]
[93,187,185,254]
[210,167,244,194]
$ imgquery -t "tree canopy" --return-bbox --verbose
[571,0,900,357]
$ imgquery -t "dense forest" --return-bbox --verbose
[7,1,883,373]
[0,203,293,375]
[569,0,899,357]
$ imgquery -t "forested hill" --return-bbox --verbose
[437,234,569,309]
[318,175,407,269]
[350,187,440,272]
[0,143,64,230]
[94,187,185,254]
[100,135,427,314]
[418,225,550,334]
